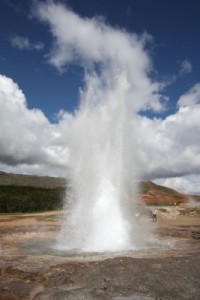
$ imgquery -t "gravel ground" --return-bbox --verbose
[0,209,200,300]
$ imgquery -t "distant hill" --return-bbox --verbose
[0,171,66,213]
[138,180,200,205]
[138,181,180,196]
[0,171,66,189]
[0,171,199,206]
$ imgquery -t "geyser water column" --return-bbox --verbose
[34,1,162,252]
[57,70,139,252]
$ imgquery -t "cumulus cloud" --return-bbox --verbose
[179,59,192,76]
[0,74,69,177]
[134,105,200,179]
[10,35,44,51]
[131,99,200,194]
[177,83,200,107]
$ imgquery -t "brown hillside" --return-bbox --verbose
[138,181,190,204]
[138,181,180,196]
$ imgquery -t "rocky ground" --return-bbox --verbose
[0,207,200,300]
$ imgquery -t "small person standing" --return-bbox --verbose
[152,209,157,222]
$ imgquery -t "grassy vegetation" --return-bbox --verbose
[0,185,65,213]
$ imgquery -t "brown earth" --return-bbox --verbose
[0,207,200,300]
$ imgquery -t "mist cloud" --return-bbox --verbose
[179,59,192,76]
[34,1,164,113]
[10,35,44,51]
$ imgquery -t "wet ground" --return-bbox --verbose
[0,208,200,299]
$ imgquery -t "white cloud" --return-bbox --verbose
[134,103,200,179]
[118,78,200,195]
[10,35,44,51]
[179,59,192,76]
[177,83,200,107]
[0,74,69,177]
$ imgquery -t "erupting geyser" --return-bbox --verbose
[37,3,161,252]
[57,68,150,252]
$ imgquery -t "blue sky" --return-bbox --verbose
[0,0,200,195]
[0,0,199,120]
